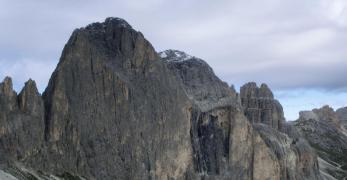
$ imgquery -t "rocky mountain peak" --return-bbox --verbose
[240,82,284,130]
[161,49,239,111]
[104,17,132,28]
[159,49,196,62]
[240,82,257,97]
[0,77,14,95]
[18,79,42,114]
[259,83,274,98]
[313,105,341,127]
[317,105,334,111]
[53,17,157,78]
[298,105,342,130]
[0,76,18,111]
[21,79,38,92]
[240,82,274,99]
[85,17,133,31]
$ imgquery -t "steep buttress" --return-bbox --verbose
[41,18,193,179]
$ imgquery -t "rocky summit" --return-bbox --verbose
[240,82,285,130]
[0,17,343,180]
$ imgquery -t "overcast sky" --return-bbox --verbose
[1,0,346,120]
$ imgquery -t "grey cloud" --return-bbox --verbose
[222,60,347,90]
[0,0,346,93]
[0,58,56,92]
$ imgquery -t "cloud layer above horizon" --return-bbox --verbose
[0,0,346,120]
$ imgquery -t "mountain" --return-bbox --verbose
[294,106,347,179]
[0,17,334,180]
[1,17,193,180]
[161,49,320,179]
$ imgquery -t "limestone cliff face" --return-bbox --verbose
[240,82,285,130]
[162,50,250,178]
[0,18,324,180]
[295,106,347,180]
[257,123,321,180]
[162,50,321,180]
[0,78,44,164]
[41,17,193,179]
[239,82,320,179]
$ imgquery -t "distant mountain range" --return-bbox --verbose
[0,17,346,180]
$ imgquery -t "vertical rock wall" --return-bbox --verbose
[240,82,285,130]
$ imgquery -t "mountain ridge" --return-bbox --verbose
[0,17,344,180]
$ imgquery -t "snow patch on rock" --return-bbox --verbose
[159,50,194,62]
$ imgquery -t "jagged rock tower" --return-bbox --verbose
[240,82,285,130]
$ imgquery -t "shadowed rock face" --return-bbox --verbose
[0,77,18,112]
[240,82,285,130]
[41,17,193,179]
[0,77,45,165]
[0,18,324,180]
[295,106,347,179]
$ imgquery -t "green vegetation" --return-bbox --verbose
[310,143,347,179]
[57,172,82,180]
